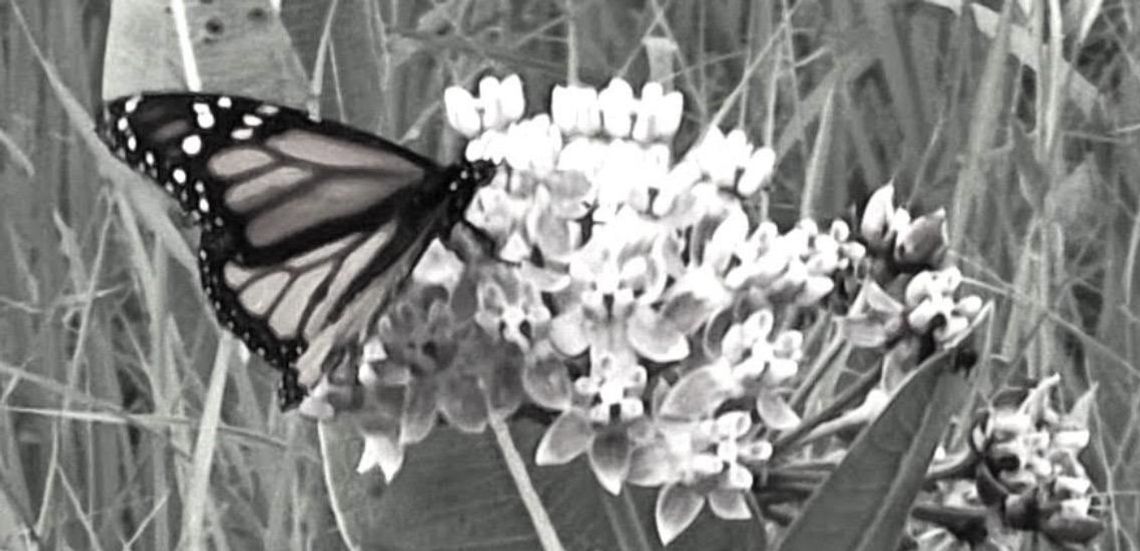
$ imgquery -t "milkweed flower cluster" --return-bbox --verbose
[301,74,993,544]
[919,377,1103,546]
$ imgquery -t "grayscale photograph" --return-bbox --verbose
[0,0,1133,549]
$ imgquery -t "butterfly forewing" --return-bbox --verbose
[97,92,491,408]
[99,93,438,262]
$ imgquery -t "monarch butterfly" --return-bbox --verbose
[97,92,497,409]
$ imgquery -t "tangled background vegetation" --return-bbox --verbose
[0,0,1137,550]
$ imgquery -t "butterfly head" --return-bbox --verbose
[459,158,497,188]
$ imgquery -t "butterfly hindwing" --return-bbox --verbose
[97,92,496,408]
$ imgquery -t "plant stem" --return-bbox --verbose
[772,362,881,455]
[318,423,362,551]
[600,488,654,551]
[488,416,567,551]
[564,0,579,86]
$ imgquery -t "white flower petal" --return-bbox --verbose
[535,410,594,465]
[695,128,731,183]
[551,85,576,133]
[588,432,632,495]
[737,146,776,196]
[549,309,591,357]
[725,129,751,168]
[297,394,335,420]
[659,363,734,418]
[444,86,482,137]
[655,483,705,545]
[724,463,754,491]
[705,206,749,273]
[362,337,387,363]
[756,389,800,431]
[655,91,684,139]
[708,488,751,520]
[955,295,984,319]
[715,410,752,438]
[356,431,405,482]
[574,87,601,135]
[498,74,526,122]
[477,76,503,128]
[599,78,635,138]
[464,135,488,161]
[861,183,896,249]
[796,275,835,305]
[628,443,678,487]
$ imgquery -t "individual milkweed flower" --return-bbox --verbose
[521,342,575,411]
[296,378,338,420]
[631,81,683,143]
[894,208,948,268]
[551,84,601,136]
[534,353,653,494]
[663,309,802,431]
[473,266,552,351]
[719,218,840,310]
[503,113,563,176]
[650,159,703,220]
[736,146,776,196]
[900,266,985,346]
[549,213,687,367]
[656,206,747,334]
[598,78,637,139]
[409,240,466,290]
[445,74,526,137]
[356,420,406,481]
[968,381,1102,543]
[453,75,527,163]
[690,127,772,199]
[860,183,898,252]
[632,410,774,544]
[353,338,410,481]
[360,292,524,455]
[592,139,651,222]
[524,189,584,262]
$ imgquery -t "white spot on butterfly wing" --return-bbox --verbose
[124,95,141,113]
[172,168,187,184]
[182,135,203,155]
[145,152,156,166]
[198,198,210,213]
[217,96,233,109]
[127,136,137,151]
[232,128,254,140]
[197,111,216,129]
[242,114,263,127]
[255,104,279,116]
[116,117,128,131]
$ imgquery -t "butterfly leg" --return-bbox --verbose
[277,370,307,411]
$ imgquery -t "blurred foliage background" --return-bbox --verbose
[0,0,1137,549]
